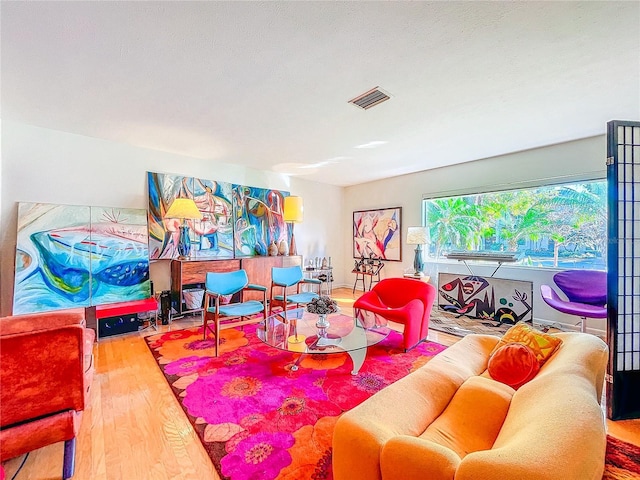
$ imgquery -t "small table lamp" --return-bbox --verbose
[164,198,203,260]
[407,226,429,276]
[283,196,303,256]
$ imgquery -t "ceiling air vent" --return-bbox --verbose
[348,87,391,110]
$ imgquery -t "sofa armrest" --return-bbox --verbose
[1,325,89,428]
[0,308,86,336]
[381,436,460,480]
[455,333,609,480]
[333,366,467,480]
[333,334,500,480]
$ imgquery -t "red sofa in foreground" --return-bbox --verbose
[354,277,437,351]
[0,308,94,479]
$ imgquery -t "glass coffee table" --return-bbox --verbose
[257,307,391,375]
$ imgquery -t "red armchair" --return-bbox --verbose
[354,277,436,351]
[0,308,94,479]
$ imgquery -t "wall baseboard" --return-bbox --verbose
[533,317,606,339]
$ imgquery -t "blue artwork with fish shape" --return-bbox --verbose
[13,203,150,314]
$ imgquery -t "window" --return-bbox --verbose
[423,180,607,269]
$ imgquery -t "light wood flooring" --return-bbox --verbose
[3,287,639,479]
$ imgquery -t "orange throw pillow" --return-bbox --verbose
[491,322,563,366]
[488,342,540,389]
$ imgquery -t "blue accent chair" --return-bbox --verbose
[204,269,267,356]
[269,265,322,314]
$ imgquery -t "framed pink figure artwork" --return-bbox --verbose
[353,207,402,261]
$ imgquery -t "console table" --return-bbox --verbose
[445,251,519,277]
[304,267,333,295]
[352,258,384,293]
[170,256,302,317]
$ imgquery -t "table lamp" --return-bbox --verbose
[407,226,429,276]
[164,198,203,260]
[283,196,303,256]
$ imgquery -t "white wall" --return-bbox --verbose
[342,135,607,334]
[0,122,609,335]
[0,121,344,316]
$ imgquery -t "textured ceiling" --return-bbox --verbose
[2,1,639,187]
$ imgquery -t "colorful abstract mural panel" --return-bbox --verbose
[190,178,234,259]
[147,172,190,260]
[232,185,288,257]
[437,273,533,323]
[88,206,151,305]
[13,203,151,315]
[147,172,234,260]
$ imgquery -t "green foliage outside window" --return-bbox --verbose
[424,181,607,269]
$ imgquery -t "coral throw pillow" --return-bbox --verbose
[488,342,540,389]
[491,322,563,366]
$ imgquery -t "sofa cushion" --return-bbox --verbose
[488,342,540,389]
[419,375,514,459]
[491,322,562,366]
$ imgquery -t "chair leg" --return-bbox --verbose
[215,316,220,357]
[63,437,76,479]
[203,312,209,340]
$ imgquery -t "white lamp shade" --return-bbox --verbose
[407,226,428,245]
[164,198,203,220]
[283,196,304,223]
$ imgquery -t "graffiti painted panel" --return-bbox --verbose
[437,273,533,324]
[232,185,288,257]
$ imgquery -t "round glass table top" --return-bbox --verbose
[256,307,391,357]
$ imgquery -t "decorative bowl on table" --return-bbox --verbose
[306,295,338,329]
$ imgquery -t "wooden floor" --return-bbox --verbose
[3,287,639,479]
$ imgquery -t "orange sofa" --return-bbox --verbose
[0,309,94,479]
[333,332,608,480]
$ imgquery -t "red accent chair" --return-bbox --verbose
[0,309,95,479]
[353,277,436,351]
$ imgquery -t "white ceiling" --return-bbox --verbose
[2,1,639,187]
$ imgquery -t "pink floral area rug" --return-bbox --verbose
[604,435,640,479]
[144,324,447,480]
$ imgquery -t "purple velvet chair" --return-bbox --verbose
[540,270,607,332]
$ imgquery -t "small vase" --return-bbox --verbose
[278,239,289,256]
[316,314,330,329]
[268,241,278,256]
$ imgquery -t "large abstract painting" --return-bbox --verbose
[437,273,533,324]
[232,185,288,257]
[13,203,151,315]
[353,207,401,261]
[147,172,234,260]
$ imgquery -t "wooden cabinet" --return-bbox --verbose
[241,257,284,301]
[171,259,240,315]
[241,255,303,301]
[170,256,302,315]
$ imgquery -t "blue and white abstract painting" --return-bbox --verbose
[13,202,150,314]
